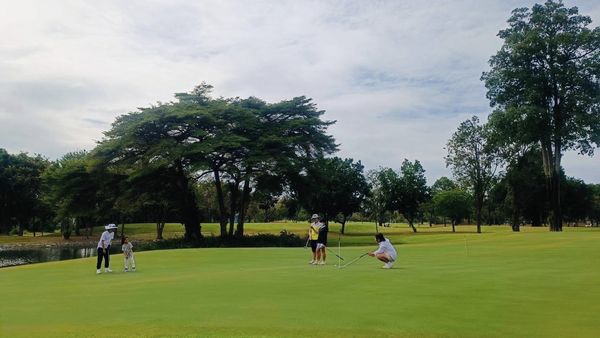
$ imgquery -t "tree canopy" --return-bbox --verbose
[91,84,336,239]
[482,0,600,231]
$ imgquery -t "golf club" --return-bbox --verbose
[327,247,344,260]
[336,252,369,269]
[304,236,310,249]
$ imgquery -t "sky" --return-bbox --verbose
[1,0,600,183]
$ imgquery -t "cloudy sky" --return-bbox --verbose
[1,0,599,183]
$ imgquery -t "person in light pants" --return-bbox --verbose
[121,236,136,272]
[368,233,397,269]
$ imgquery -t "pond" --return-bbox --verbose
[0,246,120,268]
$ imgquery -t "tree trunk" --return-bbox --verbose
[541,139,562,232]
[156,222,165,240]
[511,186,520,232]
[549,167,562,232]
[228,181,239,237]
[236,178,251,237]
[475,191,482,234]
[409,219,417,233]
[340,215,347,234]
[452,220,456,233]
[75,218,81,236]
[212,168,228,237]
[182,192,202,241]
[175,164,202,240]
[86,219,92,239]
[549,173,562,231]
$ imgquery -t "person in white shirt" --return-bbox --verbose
[368,233,397,269]
[96,224,117,274]
[121,236,136,272]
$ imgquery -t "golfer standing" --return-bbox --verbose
[315,217,328,265]
[308,214,321,264]
[368,233,397,269]
[96,224,117,274]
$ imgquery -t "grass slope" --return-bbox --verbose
[2,229,600,337]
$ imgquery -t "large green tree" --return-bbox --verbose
[395,160,429,233]
[446,116,502,233]
[502,149,547,231]
[364,169,392,228]
[366,167,399,230]
[433,189,472,233]
[0,149,52,235]
[226,95,337,237]
[426,176,459,226]
[44,151,120,238]
[93,84,336,239]
[482,0,600,231]
[291,157,368,234]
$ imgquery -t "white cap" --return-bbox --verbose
[105,224,118,230]
[311,214,320,220]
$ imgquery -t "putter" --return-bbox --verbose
[304,237,310,249]
[327,247,344,260]
[336,252,369,269]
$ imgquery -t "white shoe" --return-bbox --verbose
[309,260,315,264]
[132,267,136,272]
[318,261,326,265]
[383,262,394,269]
[310,261,318,265]
[124,268,128,272]
[96,269,101,274]
[105,268,113,273]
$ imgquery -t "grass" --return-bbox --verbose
[2,227,600,337]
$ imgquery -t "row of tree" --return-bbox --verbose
[2,137,600,239]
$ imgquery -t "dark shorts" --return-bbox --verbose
[310,240,317,253]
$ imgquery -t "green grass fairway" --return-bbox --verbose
[2,230,600,337]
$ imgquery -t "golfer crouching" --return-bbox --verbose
[368,233,397,269]
[96,223,117,274]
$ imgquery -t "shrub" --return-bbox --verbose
[136,230,304,252]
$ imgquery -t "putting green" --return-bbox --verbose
[2,229,600,337]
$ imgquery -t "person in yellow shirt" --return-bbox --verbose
[308,214,321,264]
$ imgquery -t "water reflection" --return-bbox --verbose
[0,246,120,268]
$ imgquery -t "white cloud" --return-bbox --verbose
[0,0,599,183]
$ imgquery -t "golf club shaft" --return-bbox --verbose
[327,247,344,260]
[340,252,369,268]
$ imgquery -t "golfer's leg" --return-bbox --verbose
[96,248,103,269]
[321,247,326,262]
[105,246,110,268]
[376,253,390,263]
[130,254,136,268]
[124,256,128,269]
